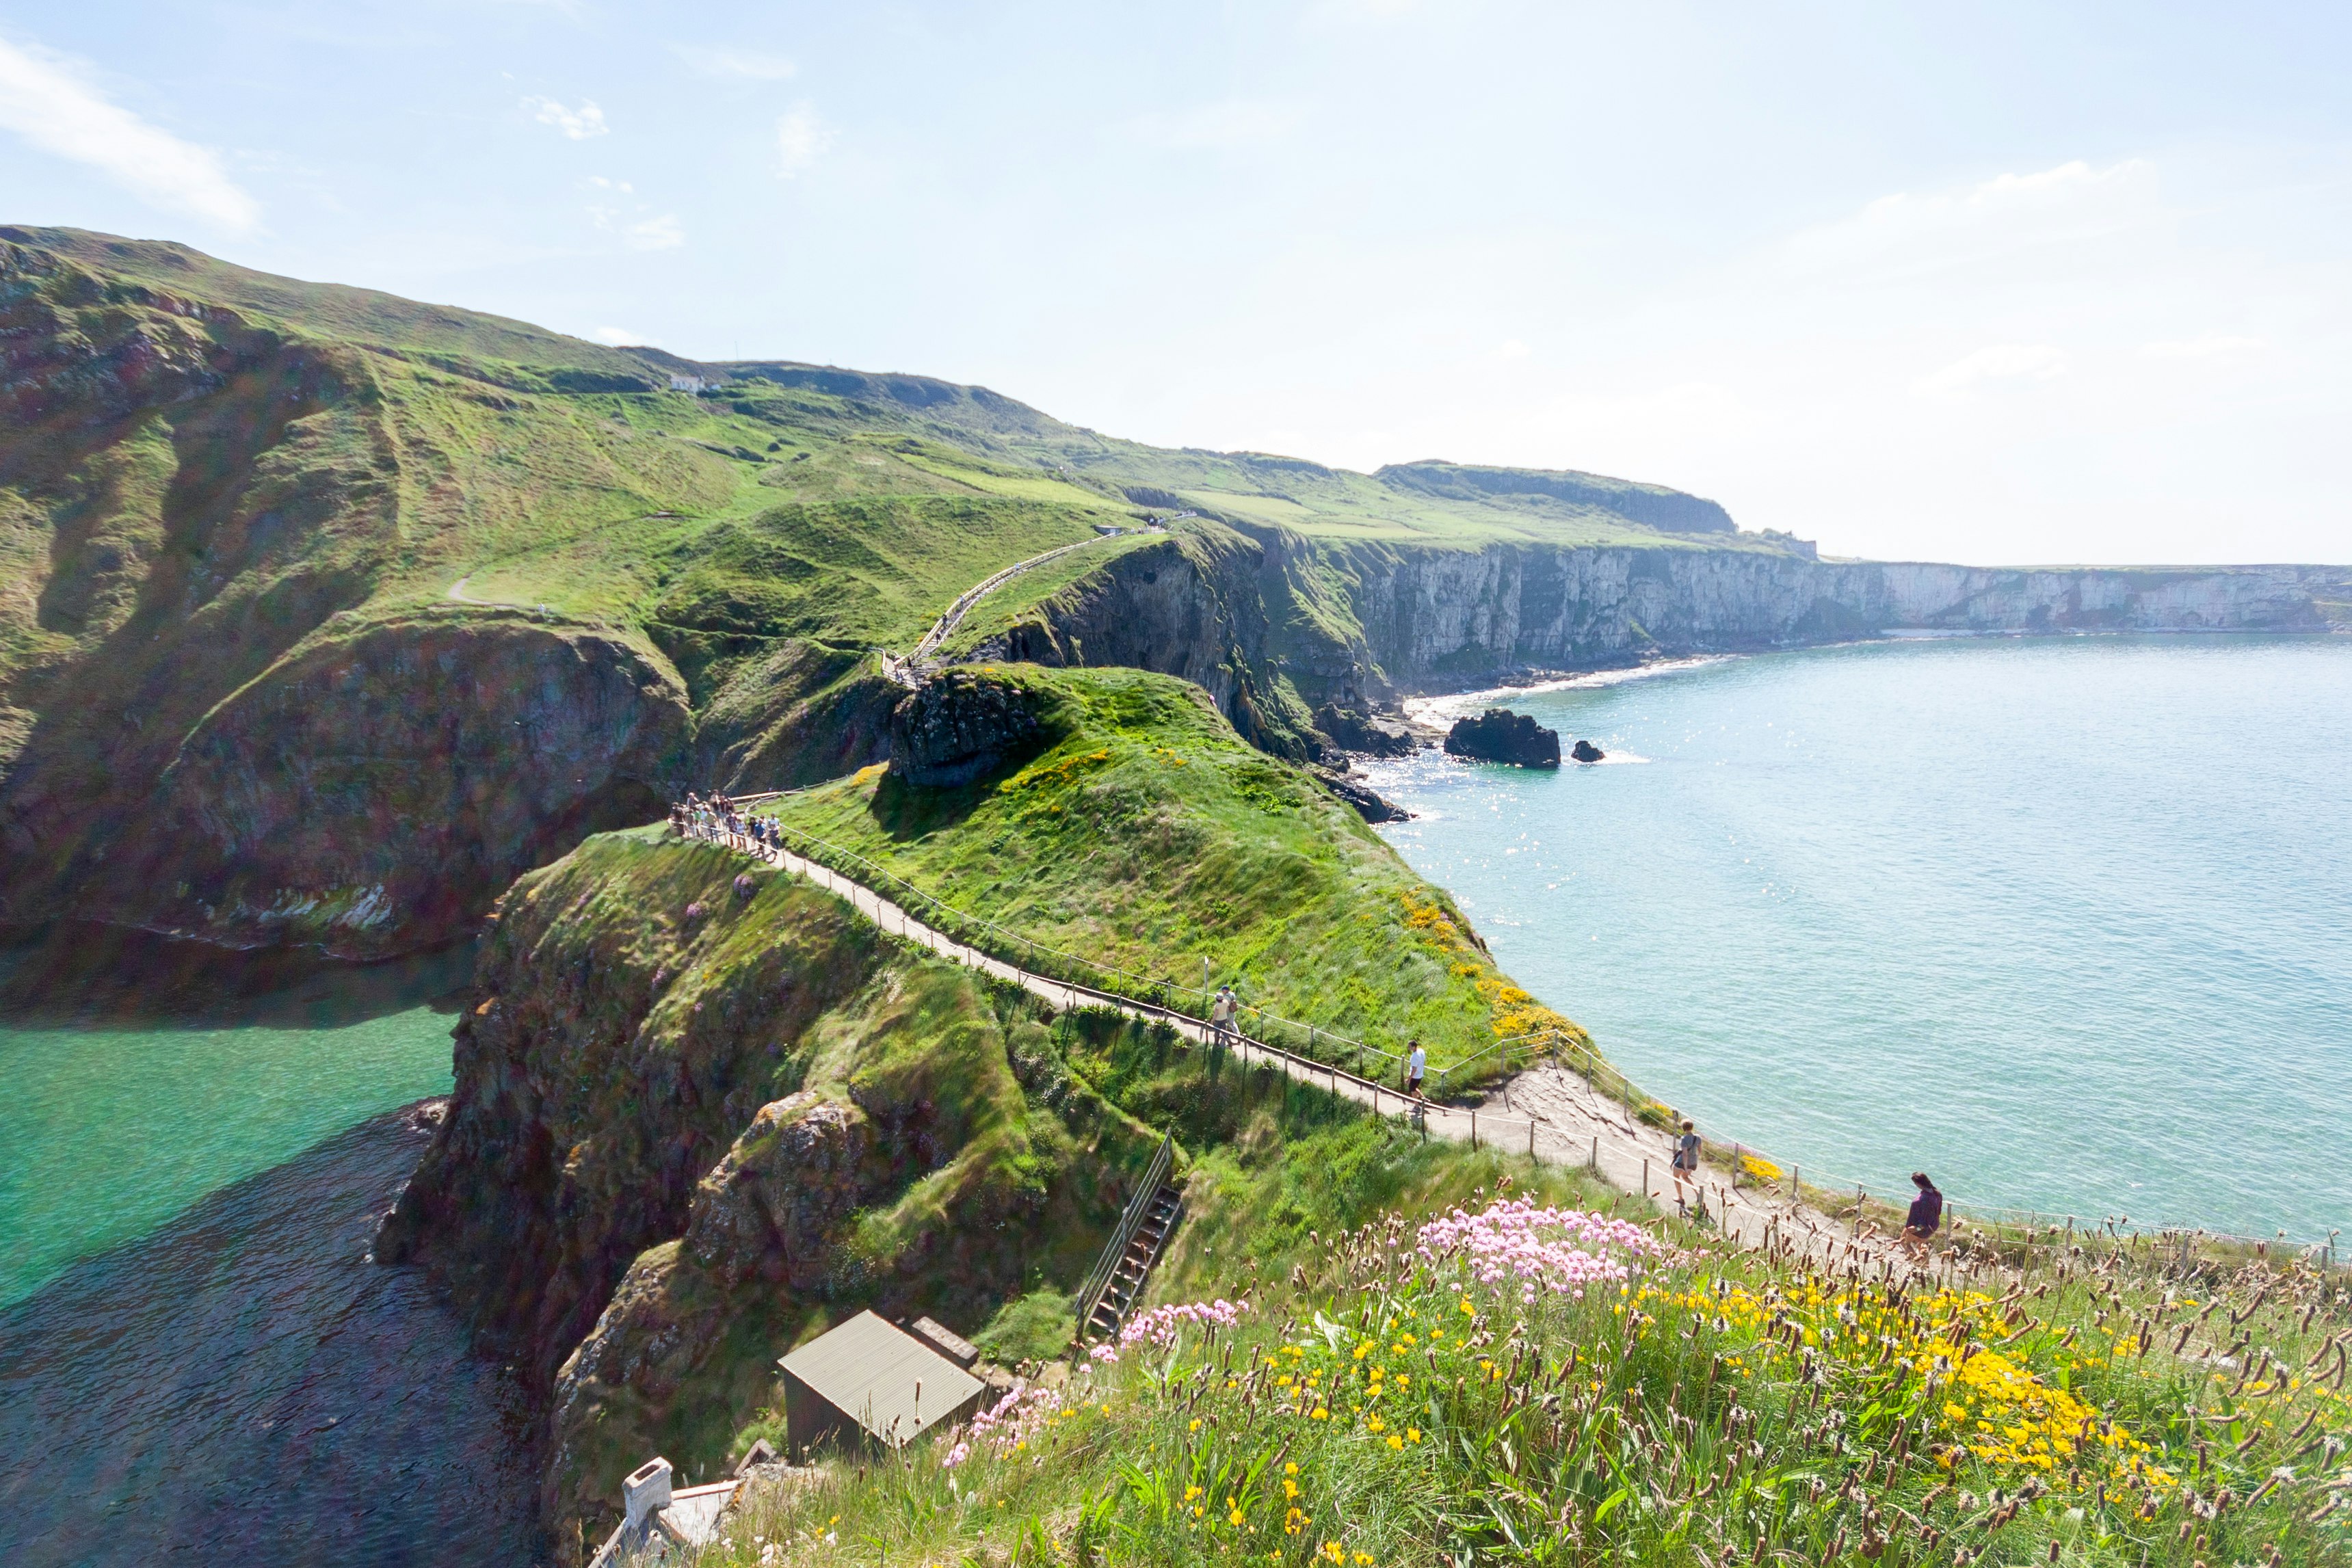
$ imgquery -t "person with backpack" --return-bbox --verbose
[1901,1172,1944,1256]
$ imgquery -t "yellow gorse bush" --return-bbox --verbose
[1637,1276,2175,1487]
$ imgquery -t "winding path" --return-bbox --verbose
[685,821,1936,1284]
[446,574,551,615]
[888,535,1118,688]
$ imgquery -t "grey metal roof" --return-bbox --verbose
[779,1311,986,1447]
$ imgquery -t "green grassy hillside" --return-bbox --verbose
[0,224,1799,957]
[764,664,1585,1072]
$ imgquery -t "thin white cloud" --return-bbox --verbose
[0,34,259,230]
[672,44,797,80]
[591,326,643,345]
[1129,99,1302,151]
[625,214,683,251]
[1496,338,1532,360]
[1914,343,2070,397]
[585,174,633,194]
[1787,159,2154,276]
[587,202,683,250]
[525,95,607,139]
[2141,333,2265,360]
[776,103,832,176]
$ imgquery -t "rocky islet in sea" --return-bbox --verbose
[1443,708,1563,767]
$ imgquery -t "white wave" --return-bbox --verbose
[1401,655,1736,723]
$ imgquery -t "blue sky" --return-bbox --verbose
[3,1,2347,566]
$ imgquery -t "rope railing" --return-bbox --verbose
[1666,1130,2344,1271]
[674,809,2342,1271]
[682,808,1540,1084]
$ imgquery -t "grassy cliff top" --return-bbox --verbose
[2,224,656,380]
[3,225,1780,600]
[763,663,1586,1068]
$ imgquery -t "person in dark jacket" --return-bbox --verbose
[1901,1172,1943,1257]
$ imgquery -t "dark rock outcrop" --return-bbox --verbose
[149,615,687,958]
[888,667,1058,787]
[1570,739,1605,763]
[1311,767,1410,824]
[1313,702,1418,758]
[678,1092,888,1289]
[970,526,1360,762]
[1444,710,1560,768]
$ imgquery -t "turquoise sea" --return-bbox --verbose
[1364,635,2352,1245]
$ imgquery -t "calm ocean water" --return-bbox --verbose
[0,943,542,1565]
[1366,635,2352,1244]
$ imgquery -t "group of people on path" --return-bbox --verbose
[1214,992,1950,1262]
[672,793,786,854]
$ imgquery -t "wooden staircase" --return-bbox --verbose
[1074,1136,1182,1347]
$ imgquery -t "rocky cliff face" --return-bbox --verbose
[376,829,1148,1556]
[970,524,1366,758]
[140,614,683,957]
[986,524,2351,732]
[0,237,716,959]
[1328,543,2349,689]
[888,666,1061,786]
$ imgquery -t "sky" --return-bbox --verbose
[3,1,2348,566]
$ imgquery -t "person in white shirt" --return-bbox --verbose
[1405,1040,1427,1098]
[1209,985,1239,1059]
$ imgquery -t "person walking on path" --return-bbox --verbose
[1405,1040,1427,1100]
[1208,984,1239,1059]
[1901,1172,1943,1257]
[1671,1119,1702,1214]
[1204,987,1241,1072]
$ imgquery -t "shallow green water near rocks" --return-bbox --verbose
[0,941,544,1565]
[1366,634,2352,1245]
[0,946,462,1306]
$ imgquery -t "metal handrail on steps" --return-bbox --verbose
[1071,1134,1175,1350]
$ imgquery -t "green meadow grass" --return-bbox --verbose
[762,665,1587,1073]
[697,1197,2352,1568]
